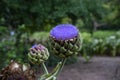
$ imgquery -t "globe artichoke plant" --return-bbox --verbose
[0,24,82,80]
[50,24,81,58]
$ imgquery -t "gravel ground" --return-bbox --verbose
[57,57,120,80]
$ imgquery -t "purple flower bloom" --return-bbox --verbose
[30,44,45,53]
[32,44,37,48]
[50,24,79,40]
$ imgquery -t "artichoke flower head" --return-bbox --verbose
[50,24,82,58]
[28,44,49,65]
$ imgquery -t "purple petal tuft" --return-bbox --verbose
[31,44,45,51]
[32,44,37,48]
[50,24,79,40]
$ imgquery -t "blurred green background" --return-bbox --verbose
[0,0,120,69]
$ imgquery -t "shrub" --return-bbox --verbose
[93,30,116,39]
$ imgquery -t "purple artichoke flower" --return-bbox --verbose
[50,24,79,40]
[50,24,82,58]
[28,44,49,64]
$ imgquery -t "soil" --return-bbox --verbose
[57,57,120,80]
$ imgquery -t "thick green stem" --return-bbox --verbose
[40,58,67,80]
[55,58,67,77]
[45,58,67,80]
[42,62,49,74]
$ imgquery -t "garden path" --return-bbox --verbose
[58,57,120,80]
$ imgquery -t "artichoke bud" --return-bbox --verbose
[0,61,36,80]
[28,44,49,64]
[50,24,82,58]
